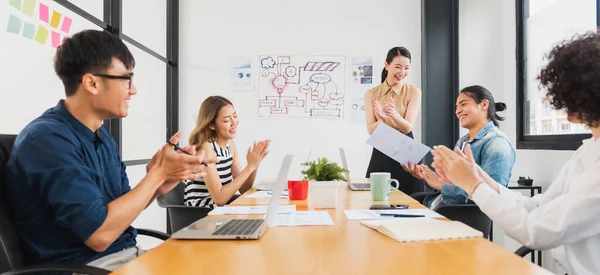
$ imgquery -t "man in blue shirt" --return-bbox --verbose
[5,30,212,271]
[402,85,516,209]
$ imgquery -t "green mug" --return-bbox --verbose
[369,172,399,201]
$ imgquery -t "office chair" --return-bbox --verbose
[409,191,430,204]
[0,134,169,275]
[435,204,491,239]
[157,182,213,234]
[410,191,492,239]
[157,182,243,234]
[515,246,533,257]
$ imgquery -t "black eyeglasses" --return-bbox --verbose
[93,73,134,89]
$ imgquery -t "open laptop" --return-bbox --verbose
[339,148,370,191]
[253,150,312,191]
[171,155,293,240]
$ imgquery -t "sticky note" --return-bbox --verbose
[22,0,35,16]
[22,22,35,39]
[34,25,49,44]
[51,31,60,48]
[39,3,49,23]
[9,0,21,10]
[50,10,62,28]
[60,16,72,33]
[6,14,22,34]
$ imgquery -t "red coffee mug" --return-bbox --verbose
[288,180,309,200]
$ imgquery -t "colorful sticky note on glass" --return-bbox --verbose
[9,0,21,10]
[6,14,22,34]
[22,22,35,39]
[34,25,49,44]
[51,31,61,48]
[22,0,35,16]
[60,16,72,34]
[39,3,50,23]
[50,10,62,28]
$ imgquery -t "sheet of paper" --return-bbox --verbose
[366,122,431,166]
[208,205,296,215]
[269,211,334,227]
[229,56,253,91]
[245,190,289,198]
[343,209,444,220]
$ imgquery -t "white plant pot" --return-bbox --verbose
[309,181,340,208]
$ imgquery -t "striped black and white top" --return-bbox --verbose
[184,141,233,208]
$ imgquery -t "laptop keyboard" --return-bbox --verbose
[353,183,370,189]
[212,219,264,236]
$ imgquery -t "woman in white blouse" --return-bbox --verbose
[430,31,600,275]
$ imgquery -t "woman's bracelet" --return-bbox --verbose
[469,181,485,198]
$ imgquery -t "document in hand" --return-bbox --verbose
[361,218,483,242]
[366,122,431,166]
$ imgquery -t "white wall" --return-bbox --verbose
[179,0,422,182]
[459,0,575,273]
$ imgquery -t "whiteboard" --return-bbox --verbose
[258,55,346,119]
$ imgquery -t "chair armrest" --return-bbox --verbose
[136,228,170,241]
[514,246,533,257]
[410,191,433,204]
[1,263,110,275]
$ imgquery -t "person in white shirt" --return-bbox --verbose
[430,31,600,275]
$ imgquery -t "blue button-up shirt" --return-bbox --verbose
[5,100,136,265]
[438,121,516,206]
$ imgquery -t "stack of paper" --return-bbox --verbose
[268,211,334,227]
[208,205,296,215]
[246,190,289,198]
[361,218,483,242]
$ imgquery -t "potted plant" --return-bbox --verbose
[300,158,348,208]
[300,157,348,182]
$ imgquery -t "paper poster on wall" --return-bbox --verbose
[229,57,254,91]
[348,55,374,102]
[258,55,346,119]
[5,0,72,48]
[350,55,373,86]
[350,99,366,125]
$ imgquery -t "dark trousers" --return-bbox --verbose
[365,132,423,195]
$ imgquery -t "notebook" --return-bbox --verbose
[361,218,483,242]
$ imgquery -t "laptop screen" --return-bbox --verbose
[338,148,351,182]
[265,155,293,226]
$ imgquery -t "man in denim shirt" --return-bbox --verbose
[403,86,516,209]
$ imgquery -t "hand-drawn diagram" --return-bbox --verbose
[258,55,346,118]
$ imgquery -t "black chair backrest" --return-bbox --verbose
[157,182,186,207]
[0,134,25,273]
[435,204,492,239]
[0,134,17,205]
[0,205,25,273]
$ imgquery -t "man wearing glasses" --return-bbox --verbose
[5,30,212,271]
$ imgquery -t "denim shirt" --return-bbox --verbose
[439,121,516,205]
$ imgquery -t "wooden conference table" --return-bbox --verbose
[112,185,551,275]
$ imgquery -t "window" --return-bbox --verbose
[51,0,179,163]
[516,0,596,150]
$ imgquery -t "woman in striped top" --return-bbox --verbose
[185,96,270,208]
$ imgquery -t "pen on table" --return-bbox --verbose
[379,213,425,218]
[166,140,208,167]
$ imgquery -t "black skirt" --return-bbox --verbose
[365,131,423,196]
